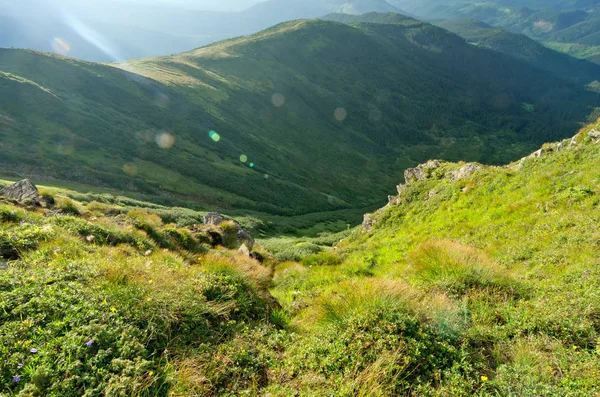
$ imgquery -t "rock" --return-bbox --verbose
[447,163,482,182]
[203,212,225,225]
[588,129,600,143]
[404,167,426,184]
[423,160,442,169]
[530,148,545,158]
[404,160,443,184]
[220,221,255,249]
[0,262,8,270]
[236,229,255,250]
[0,179,39,202]
[570,132,583,147]
[238,243,251,257]
[362,213,376,233]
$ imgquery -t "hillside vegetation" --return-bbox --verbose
[1,15,599,221]
[3,119,600,395]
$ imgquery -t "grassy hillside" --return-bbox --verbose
[3,120,600,395]
[434,18,600,83]
[264,119,600,395]
[1,16,599,221]
[399,1,600,64]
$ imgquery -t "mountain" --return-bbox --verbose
[0,0,403,62]
[435,18,600,83]
[384,0,600,64]
[1,16,599,218]
[2,117,600,396]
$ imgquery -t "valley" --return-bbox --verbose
[2,4,600,396]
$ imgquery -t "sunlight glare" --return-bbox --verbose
[51,38,71,56]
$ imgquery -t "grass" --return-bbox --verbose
[3,120,600,395]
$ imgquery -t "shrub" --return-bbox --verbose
[301,251,342,267]
[408,240,521,298]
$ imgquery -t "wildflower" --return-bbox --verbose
[572,345,578,350]
[148,280,153,284]
[148,371,154,376]
[86,340,94,347]
[86,235,95,242]
[30,348,38,354]
[481,375,488,382]
[13,376,20,383]
[17,363,23,369]
[110,307,117,313]
[146,297,152,302]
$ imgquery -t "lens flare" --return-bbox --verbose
[240,154,248,163]
[51,38,71,56]
[155,132,175,149]
[271,93,285,107]
[334,107,347,122]
[123,163,138,176]
[264,174,269,179]
[209,131,221,142]
[62,13,123,61]
[249,163,255,168]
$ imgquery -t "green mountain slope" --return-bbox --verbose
[267,120,600,395]
[1,17,599,218]
[434,18,600,83]
[2,119,600,396]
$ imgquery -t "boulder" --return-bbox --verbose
[236,229,255,250]
[238,243,251,257]
[588,129,600,143]
[0,179,39,202]
[404,167,426,184]
[203,212,225,226]
[530,149,545,158]
[362,213,376,233]
[447,163,482,182]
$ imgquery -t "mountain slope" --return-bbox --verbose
[2,120,600,396]
[435,18,600,83]
[267,120,600,395]
[0,0,402,61]
[1,17,599,217]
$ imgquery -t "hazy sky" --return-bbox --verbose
[94,0,264,11]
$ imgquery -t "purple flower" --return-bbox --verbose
[86,340,94,347]
[30,348,38,354]
[13,376,20,383]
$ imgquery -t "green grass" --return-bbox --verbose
[3,120,600,395]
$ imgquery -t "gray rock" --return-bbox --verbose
[238,243,251,257]
[404,167,426,184]
[203,212,225,226]
[530,149,545,158]
[0,262,8,270]
[362,213,376,233]
[0,179,39,202]
[588,129,600,143]
[570,132,583,147]
[447,163,482,182]
[236,229,255,250]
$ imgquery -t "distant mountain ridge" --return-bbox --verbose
[0,0,403,61]
[1,14,598,217]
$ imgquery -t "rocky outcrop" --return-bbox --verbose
[404,167,426,184]
[446,163,482,182]
[0,179,39,202]
[404,160,442,184]
[362,213,377,233]
[203,212,225,226]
